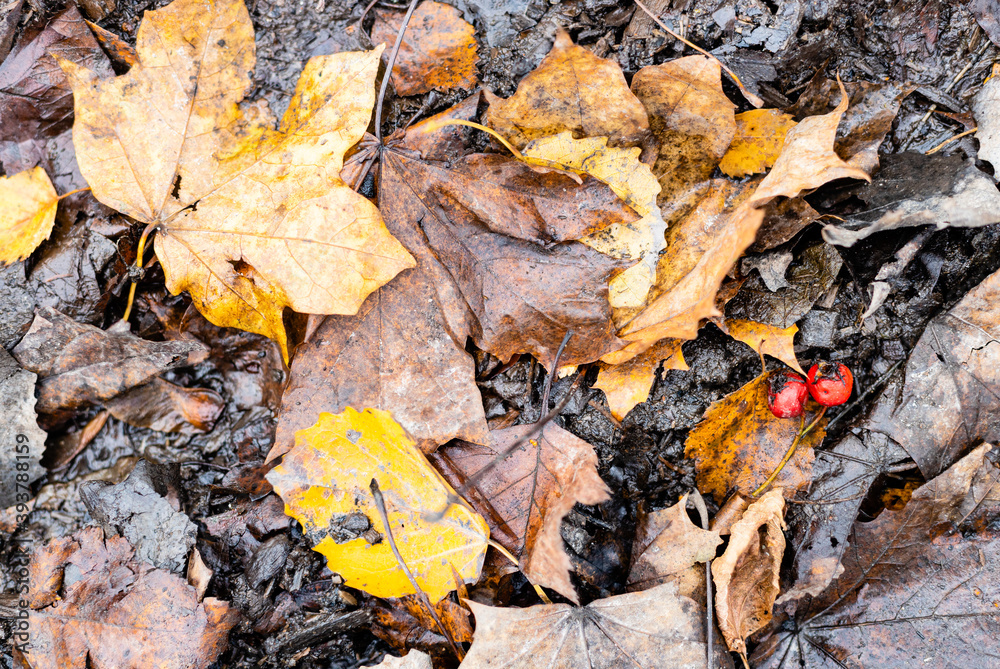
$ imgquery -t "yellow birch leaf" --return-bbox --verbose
[722,318,804,375]
[594,339,687,421]
[521,132,667,310]
[265,408,489,602]
[719,109,798,178]
[58,0,414,361]
[0,167,58,264]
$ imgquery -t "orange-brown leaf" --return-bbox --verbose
[721,318,804,375]
[684,373,826,502]
[594,338,687,420]
[371,1,478,96]
[719,109,797,178]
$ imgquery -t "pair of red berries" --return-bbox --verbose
[767,362,852,418]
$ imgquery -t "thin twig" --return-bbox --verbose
[925,127,978,155]
[370,478,465,661]
[686,489,713,669]
[540,332,572,415]
[373,0,420,141]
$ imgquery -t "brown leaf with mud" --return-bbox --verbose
[380,146,629,369]
[864,263,1000,479]
[594,338,687,421]
[23,526,238,669]
[684,372,826,502]
[484,29,651,152]
[712,489,785,657]
[603,179,764,364]
[627,495,722,592]
[104,378,225,435]
[460,582,718,669]
[719,318,804,374]
[752,444,1000,669]
[631,55,736,209]
[268,266,487,461]
[60,0,414,360]
[369,595,472,664]
[371,0,478,96]
[430,422,610,602]
[12,307,206,413]
[750,197,820,252]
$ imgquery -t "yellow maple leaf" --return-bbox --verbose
[0,167,58,264]
[521,132,666,310]
[58,0,414,361]
[265,408,489,602]
[719,109,798,178]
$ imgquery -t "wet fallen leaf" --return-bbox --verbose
[720,318,803,374]
[60,0,414,360]
[865,263,1000,479]
[752,79,871,203]
[105,378,224,435]
[24,525,238,669]
[631,55,736,206]
[430,422,610,602]
[975,72,1000,174]
[750,197,820,252]
[718,109,797,178]
[726,243,843,329]
[371,0,478,96]
[712,489,785,657]
[12,307,206,413]
[461,581,714,669]
[822,152,1000,247]
[626,495,722,592]
[269,267,487,461]
[594,338,687,421]
[0,348,46,507]
[370,595,472,663]
[380,147,628,369]
[265,408,489,602]
[521,132,666,310]
[685,372,826,502]
[753,444,1000,669]
[0,167,58,263]
[484,29,652,152]
[84,19,138,68]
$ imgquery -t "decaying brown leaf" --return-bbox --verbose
[753,444,1000,669]
[12,307,206,413]
[430,422,610,602]
[631,55,736,206]
[685,372,826,502]
[712,489,785,657]
[24,526,238,669]
[370,595,472,663]
[865,263,1000,478]
[594,338,687,421]
[60,0,414,360]
[627,495,722,592]
[104,378,225,435]
[461,582,715,669]
[0,167,58,264]
[371,0,478,96]
[484,29,652,152]
[270,266,487,460]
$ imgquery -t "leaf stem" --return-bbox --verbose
[121,221,160,324]
[374,0,420,142]
[418,118,524,160]
[752,406,827,498]
[370,478,465,661]
[56,187,91,201]
[487,539,552,604]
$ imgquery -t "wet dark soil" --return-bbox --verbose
[3,0,1000,667]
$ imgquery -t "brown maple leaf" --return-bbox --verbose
[430,422,610,602]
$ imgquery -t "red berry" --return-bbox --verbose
[807,362,853,406]
[767,369,809,418]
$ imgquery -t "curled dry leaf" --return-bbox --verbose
[265,408,489,602]
[594,338,687,421]
[269,267,487,462]
[718,109,797,178]
[631,55,736,207]
[461,582,714,669]
[60,0,414,360]
[753,444,1000,669]
[627,495,722,592]
[521,132,667,310]
[484,29,651,151]
[430,422,610,602]
[0,167,58,264]
[12,307,206,413]
[712,488,786,657]
[0,348,46,507]
[684,372,826,502]
[371,0,478,96]
[865,263,1000,479]
[24,526,238,669]
[720,318,804,375]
